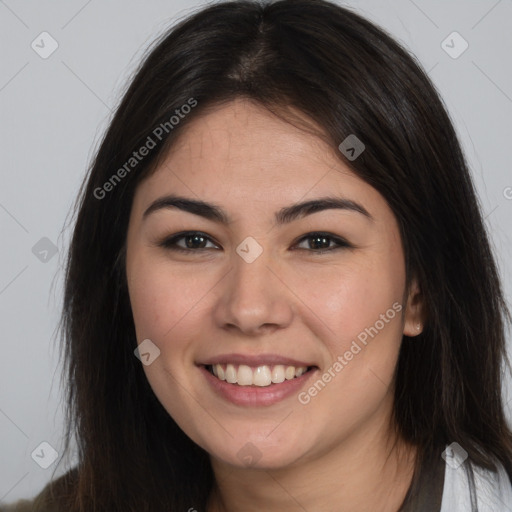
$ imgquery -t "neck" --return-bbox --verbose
[207,424,417,512]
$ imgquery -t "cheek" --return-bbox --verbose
[298,273,404,444]
[126,255,211,420]
[299,258,403,349]
[297,253,405,411]
[127,253,209,343]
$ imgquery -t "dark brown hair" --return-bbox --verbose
[24,0,512,510]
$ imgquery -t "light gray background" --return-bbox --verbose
[1,0,511,503]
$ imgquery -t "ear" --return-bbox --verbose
[402,277,426,337]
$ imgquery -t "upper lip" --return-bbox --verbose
[199,353,316,368]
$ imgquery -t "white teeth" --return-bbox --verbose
[271,365,285,384]
[210,363,309,386]
[225,364,237,383]
[285,366,296,380]
[295,367,306,377]
[253,366,272,386]
[237,365,253,386]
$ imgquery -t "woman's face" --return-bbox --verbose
[126,98,422,470]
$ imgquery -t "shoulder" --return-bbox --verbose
[441,454,512,512]
[0,467,78,512]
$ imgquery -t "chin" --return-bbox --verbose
[203,432,311,471]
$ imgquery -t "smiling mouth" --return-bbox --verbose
[204,363,317,387]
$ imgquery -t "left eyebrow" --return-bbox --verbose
[142,194,374,224]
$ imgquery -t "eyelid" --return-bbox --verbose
[157,230,352,254]
[291,232,353,252]
[157,231,221,250]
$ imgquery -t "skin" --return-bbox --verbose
[125,98,426,512]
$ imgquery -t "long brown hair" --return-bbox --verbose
[42,0,512,510]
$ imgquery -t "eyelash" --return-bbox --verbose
[157,231,352,255]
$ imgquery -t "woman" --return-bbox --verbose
[2,0,511,510]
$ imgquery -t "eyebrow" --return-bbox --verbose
[142,194,374,225]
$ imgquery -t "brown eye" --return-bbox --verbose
[159,231,220,252]
[293,232,351,253]
[158,230,351,255]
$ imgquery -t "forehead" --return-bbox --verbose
[132,98,385,222]
[136,99,366,197]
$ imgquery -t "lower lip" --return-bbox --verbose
[199,365,318,406]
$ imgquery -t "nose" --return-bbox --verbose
[212,246,294,336]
